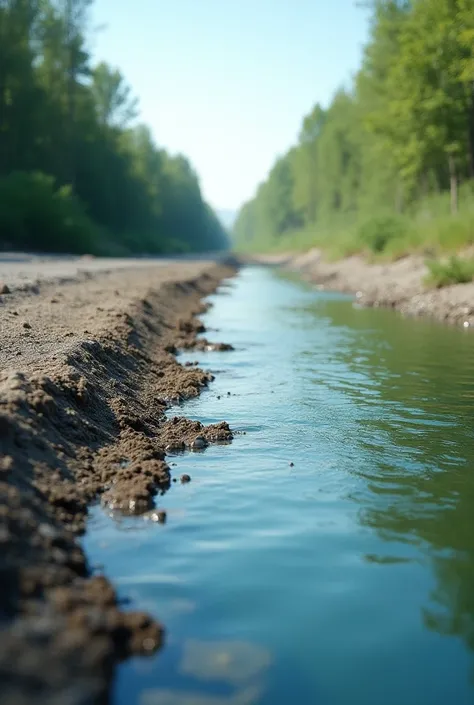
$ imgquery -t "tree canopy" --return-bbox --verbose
[233,0,474,255]
[0,0,228,255]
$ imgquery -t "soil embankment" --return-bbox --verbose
[0,256,237,704]
[253,249,474,327]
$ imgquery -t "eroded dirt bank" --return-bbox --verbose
[0,258,237,704]
[253,249,474,327]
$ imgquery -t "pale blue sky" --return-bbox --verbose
[90,0,370,211]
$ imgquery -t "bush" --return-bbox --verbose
[424,255,474,288]
[357,214,409,253]
[0,171,101,254]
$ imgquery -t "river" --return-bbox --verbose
[84,265,474,705]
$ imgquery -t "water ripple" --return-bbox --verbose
[85,266,474,705]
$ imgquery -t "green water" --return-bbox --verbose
[85,266,474,705]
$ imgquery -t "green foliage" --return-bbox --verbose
[0,171,99,253]
[0,0,227,255]
[92,62,139,129]
[233,0,474,259]
[425,255,474,288]
[357,214,409,253]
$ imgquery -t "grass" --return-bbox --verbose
[236,182,474,273]
[424,255,474,288]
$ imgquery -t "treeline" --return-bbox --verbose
[234,0,474,257]
[0,0,228,255]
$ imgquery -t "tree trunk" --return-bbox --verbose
[0,9,9,175]
[65,0,76,191]
[395,179,404,213]
[421,171,429,199]
[448,154,458,216]
[468,84,474,180]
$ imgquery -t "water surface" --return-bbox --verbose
[84,266,474,705]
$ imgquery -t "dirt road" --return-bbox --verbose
[0,253,221,290]
[0,256,237,704]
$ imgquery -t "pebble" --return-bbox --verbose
[463,321,470,328]
[22,321,31,329]
[143,637,157,652]
[289,462,294,467]
[180,474,191,484]
[38,523,61,540]
[0,283,10,294]
[191,435,207,450]
[148,510,167,524]
[166,441,185,452]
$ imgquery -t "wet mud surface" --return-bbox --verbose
[0,258,237,704]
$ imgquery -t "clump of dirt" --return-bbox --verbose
[0,259,237,704]
[173,309,235,352]
[161,416,233,452]
[0,576,164,705]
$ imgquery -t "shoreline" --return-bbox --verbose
[251,250,474,328]
[0,257,238,704]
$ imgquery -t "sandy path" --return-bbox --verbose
[0,258,227,370]
[0,253,176,290]
[0,253,226,290]
[0,256,237,704]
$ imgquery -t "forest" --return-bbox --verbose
[0,0,228,255]
[233,0,474,260]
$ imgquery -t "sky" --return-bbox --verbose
[90,0,370,213]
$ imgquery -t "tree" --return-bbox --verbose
[0,0,228,255]
[92,62,138,129]
[0,0,43,174]
[364,0,474,213]
[291,104,326,223]
[234,0,474,253]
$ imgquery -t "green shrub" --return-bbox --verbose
[357,214,409,253]
[0,171,101,254]
[424,255,474,288]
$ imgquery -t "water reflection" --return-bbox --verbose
[140,639,270,705]
[180,640,271,684]
[85,266,474,705]
[141,685,262,705]
[308,295,474,655]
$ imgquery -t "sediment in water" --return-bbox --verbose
[0,259,237,704]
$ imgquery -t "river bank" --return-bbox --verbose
[251,249,474,328]
[0,257,237,704]
[82,265,474,705]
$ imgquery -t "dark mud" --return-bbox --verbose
[0,260,237,704]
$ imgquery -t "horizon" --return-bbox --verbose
[90,1,370,213]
